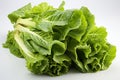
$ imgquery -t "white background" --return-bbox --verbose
[0,0,120,80]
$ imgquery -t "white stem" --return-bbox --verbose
[14,31,35,59]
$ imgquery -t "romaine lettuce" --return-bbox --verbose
[3,1,116,76]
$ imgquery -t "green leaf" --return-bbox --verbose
[3,31,23,58]
[68,10,87,42]
[47,58,70,76]
[15,24,51,55]
[58,1,65,10]
[30,2,54,14]
[87,27,107,43]
[52,40,71,63]
[52,10,81,40]
[102,44,116,70]
[80,7,95,42]
[8,3,32,23]
[14,30,49,74]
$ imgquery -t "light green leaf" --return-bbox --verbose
[3,31,23,58]
[8,3,32,23]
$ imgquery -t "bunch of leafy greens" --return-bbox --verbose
[3,1,116,76]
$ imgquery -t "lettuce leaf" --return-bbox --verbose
[8,3,32,23]
[67,26,116,72]
[3,31,23,58]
